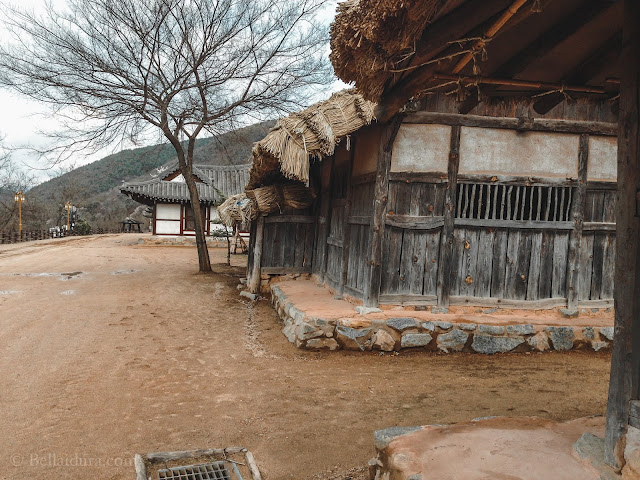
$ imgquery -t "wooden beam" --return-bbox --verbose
[375,0,514,121]
[435,125,461,312]
[605,0,640,469]
[385,214,445,230]
[533,32,622,114]
[339,142,356,296]
[315,157,333,281]
[403,111,618,136]
[248,216,265,294]
[565,134,589,313]
[460,2,619,113]
[264,215,315,224]
[363,116,403,307]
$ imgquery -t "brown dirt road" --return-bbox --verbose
[0,234,612,479]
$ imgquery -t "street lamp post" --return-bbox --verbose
[64,201,72,232]
[14,191,25,239]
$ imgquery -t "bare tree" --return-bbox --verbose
[0,0,332,271]
[0,138,35,230]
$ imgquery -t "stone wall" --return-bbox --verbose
[271,284,614,354]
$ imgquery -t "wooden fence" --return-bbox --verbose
[0,229,120,244]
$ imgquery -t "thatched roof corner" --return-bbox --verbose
[247,89,376,190]
[330,0,447,102]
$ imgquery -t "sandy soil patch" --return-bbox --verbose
[0,234,612,479]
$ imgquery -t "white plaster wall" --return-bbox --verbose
[156,203,181,220]
[155,220,181,234]
[170,174,185,183]
[459,127,580,178]
[391,124,451,172]
[352,125,380,176]
[588,136,617,181]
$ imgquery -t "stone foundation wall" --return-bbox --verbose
[271,285,614,354]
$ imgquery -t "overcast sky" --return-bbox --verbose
[0,0,345,184]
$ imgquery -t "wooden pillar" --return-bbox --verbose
[565,134,589,314]
[435,125,461,312]
[314,156,334,282]
[363,116,402,308]
[605,0,640,469]
[338,144,356,296]
[248,215,265,294]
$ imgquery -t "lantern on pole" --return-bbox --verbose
[14,191,25,237]
[64,201,73,231]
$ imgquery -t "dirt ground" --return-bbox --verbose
[0,234,612,480]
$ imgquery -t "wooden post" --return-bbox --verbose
[363,117,402,308]
[565,134,589,314]
[605,0,640,469]
[338,144,356,296]
[248,215,265,294]
[315,156,334,282]
[435,125,462,313]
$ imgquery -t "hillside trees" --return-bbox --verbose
[0,0,332,271]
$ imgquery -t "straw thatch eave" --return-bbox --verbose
[247,89,376,190]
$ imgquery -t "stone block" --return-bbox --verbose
[282,323,296,343]
[437,329,468,353]
[305,338,339,351]
[239,290,258,301]
[527,332,550,352]
[373,330,396,352]
[560,308,579,318]
[545,326,575,351]
[458,323,477,331]
[506,324,535,336]
[374,426,422,450]
[336,326,373,351]
[355,306,382,315]
[472,334,525,354]
[601,327,615,341]
[592,341,609,352]
[296,322,324,341]
[401,333,433,348]
[434,321,453,330]
[477,325,505,335]
[386,317,417,332]
[421,321,435,332]
[582,327,596,340]
[290,306,305,323]
[624,426,640,480]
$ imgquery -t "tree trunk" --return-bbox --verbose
[181,164,212,273]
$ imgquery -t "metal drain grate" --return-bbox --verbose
[157,461,242,480]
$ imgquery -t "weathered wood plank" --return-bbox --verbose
[339,147,355,296]
[537,231,555,300]
[552,233,569,298]
[459,229,480,298]
[454,218,573,230]
[423,230,441,296]
[567,134,589,310]
[264,215,315,224]
[514,231,533,300]
[579,233,595,301]
[436,125,461,311]
[261,266,311,275]
[386,215,445,230]
[490,229,509,298]
[475,229,495,298]
[601,233,616,300]
[248,216,265,294]
[389,172,448,183]
[504,230,521,299]
[294,223,306,268]
[450,296,567,309]
[403,111,618,136]
[527,232,543,301]
[590,232,606,301]
[379,294,438,305]
[364,116,403,307]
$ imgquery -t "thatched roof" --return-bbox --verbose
[330,0,463,102]
[330,0,622,114]
[247,89,376,189]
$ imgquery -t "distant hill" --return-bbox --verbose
[24,121,274,230]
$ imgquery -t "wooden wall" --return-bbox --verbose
[249,95,618,310]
